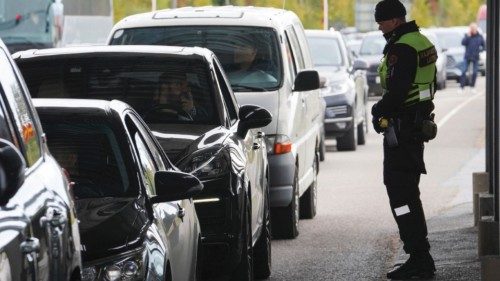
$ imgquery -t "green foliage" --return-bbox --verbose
[411,0,485,27]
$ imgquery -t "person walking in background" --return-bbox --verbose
[460,22,485,91]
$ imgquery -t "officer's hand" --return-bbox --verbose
[372,117,383,134]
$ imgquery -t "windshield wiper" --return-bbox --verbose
[230,84,268,92]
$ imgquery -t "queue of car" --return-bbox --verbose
[0,5,328,281]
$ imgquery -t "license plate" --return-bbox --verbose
[375,77,381,84]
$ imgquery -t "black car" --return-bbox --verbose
[306,30,369,151]
[15,45,273,280]
[34,98,204,281]
[0,39,82,280]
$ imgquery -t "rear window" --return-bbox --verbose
[18,56,220,126]
[359,34,386,56]
[42,121,134,199]
[111,26,282,92]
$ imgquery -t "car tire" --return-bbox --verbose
[232,194,254,281]
[253,175,272,280]
[271,164,299,239]
[357,120,366,145]
[337,120,357,151]
[300,152,318,219]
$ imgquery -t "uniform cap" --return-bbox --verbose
[374,0,407,22]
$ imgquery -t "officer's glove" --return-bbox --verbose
[372,117,383,134]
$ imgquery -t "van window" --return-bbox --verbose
[18,56,221,130]
[284,33,297,80]
[285,27,305,71]
[0,50,41,167]
[111,26,283,92]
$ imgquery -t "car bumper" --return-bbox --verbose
[446,67,462,80]
[268,152,295,207]
[193,174,245,275]
[366,72,383,96]
[324,116,354,138]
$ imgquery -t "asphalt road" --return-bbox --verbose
[267,78,486,281]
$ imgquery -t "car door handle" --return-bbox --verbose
[177,204,185,222]
[253,143,261,150]
[257,131,265,138]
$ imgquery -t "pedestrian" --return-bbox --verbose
[459,22,485,90]
[371,0,438,279]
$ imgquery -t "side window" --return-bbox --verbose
[134,132,157,196]
[286,27,305,71]
[284,34,297,81]
[0,101,14,143]
[129,113,166,171]
[0,50,41,167]
[213,59,238,124]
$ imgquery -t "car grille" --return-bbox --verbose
[195,196,229,234]
[446,55,456,68]
[326,105,349,118]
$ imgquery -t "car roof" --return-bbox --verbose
[33,98,130,120]
[111,5,300,31]
[13,45,214,62]
[305,29,342,39]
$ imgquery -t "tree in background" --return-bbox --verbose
[411,0,433,27]
[411,0,485,27]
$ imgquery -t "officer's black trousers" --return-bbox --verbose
[383,138,430,254]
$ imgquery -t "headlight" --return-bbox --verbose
[82,248,145,281]
[177,146,230,180]
[321,82,350,97]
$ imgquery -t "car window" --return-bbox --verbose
[285,27,305,71]
[307,36,344,67]
[42,121,134,199]
[359,35,386,56]
[134,132,158,196]
[128,113,167,171]
[18,56,221,131]
[0,100,14,143]
[0,49,41,167]
[284,33,298,80]
[213,58,238,124]
[111,26,282,92]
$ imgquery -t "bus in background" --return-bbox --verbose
[61,0,113,47]
[477,4,487,35]
[0,0,112,53]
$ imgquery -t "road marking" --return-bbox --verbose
[437,92,483,129]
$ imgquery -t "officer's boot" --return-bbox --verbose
[387,251,435,280]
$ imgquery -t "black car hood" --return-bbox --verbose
[148,124,229,163]
[75,197,149,262]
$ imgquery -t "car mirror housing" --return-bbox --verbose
[237,105,272,138]
[353,59,369,71]
[0,139,26,205]
[151,170,203,203]
[293,70,320,92]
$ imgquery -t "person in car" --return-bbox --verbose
[227,39,277,84]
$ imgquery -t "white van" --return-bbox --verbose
[108,6,325,238]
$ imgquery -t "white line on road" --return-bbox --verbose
[437,92,483,129]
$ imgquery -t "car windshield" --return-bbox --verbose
[432,30,464,50]
[0,0,53,46]
[307,37,344,66]
[111,26,282,92]
[359,34,386,56]
[42,122,135,199]
[19,56,220,126]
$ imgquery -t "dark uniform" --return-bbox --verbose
[372,0,437,279]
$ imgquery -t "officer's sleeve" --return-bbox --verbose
[372,43,417,117]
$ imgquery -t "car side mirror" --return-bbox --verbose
[237,105,272,138]
[0,139,26,206]
[442,48,448,53]
[293,70,320,92]
[352,59,369,71]
[151,170,203,203]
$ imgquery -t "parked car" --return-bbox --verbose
[0,39,82,280]
[14,45,273,280]
[421,29,447,90]
[358,31,386,96]
[34,98,203,281]
[306,29,369,151]
[108,6,324,240]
